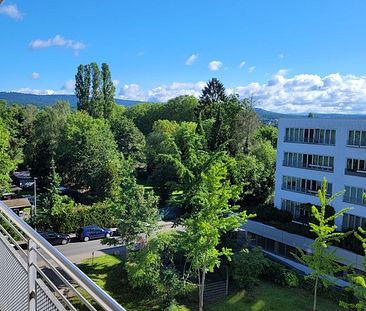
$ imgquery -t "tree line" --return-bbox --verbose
[0,63,279,311]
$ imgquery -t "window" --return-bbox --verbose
[319,129,324,143]
[282,176,332,196]
[325,130,330,144]
[362,131,366,146]
[349,130,354,145]
[285,127,335,145]
[355,131,361,146]
[344,185,366,205]
[331,130,336,144]
[346,158,366,176]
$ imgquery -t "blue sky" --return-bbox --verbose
[1,0,366,113]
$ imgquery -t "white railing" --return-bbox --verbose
[0,201,126,311]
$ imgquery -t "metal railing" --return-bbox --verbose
[0,201,126,311]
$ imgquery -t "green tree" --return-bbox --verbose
[124,103,163,134]
[34,158,78,233]
[230,97,259,155]
[125,232,185,307]
[146,120,208,202]
[232,247,268,289]
[0,119,17,191]
[181,156,253,311]
[255,124,278,149]
[294,178,351,311]
[90,62,103,118]
[160,95,197,122]
[28,101,70,179]
[196,78,227,119]
[75,64,91,112]
[208,105,228,151]
[110,113,146,168]
[57,112,123,199]
[341,227,366,310]
[101,63,115,120]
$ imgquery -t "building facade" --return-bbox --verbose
[274,118,366,230]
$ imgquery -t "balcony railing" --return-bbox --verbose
[344,168,366,177]
[0,201,126,311]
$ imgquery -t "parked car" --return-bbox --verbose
[76,225,113,242]
[40,231,71,245]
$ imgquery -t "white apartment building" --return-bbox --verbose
[274,118,366,230]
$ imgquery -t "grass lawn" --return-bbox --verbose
[78,254,166,311]
[79,255,345,311]
[206,282,345,311]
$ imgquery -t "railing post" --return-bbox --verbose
[28,239,37,311]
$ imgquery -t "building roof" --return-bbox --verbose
[2,198,31,209]
[13,171,31,179]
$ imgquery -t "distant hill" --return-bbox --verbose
[1,92,366,123]
[0,92,141,108]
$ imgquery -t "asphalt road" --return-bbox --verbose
[52,221,179,264]
[54,239,126,264]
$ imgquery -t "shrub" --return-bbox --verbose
[231,247,268,289]
[282,270,299,287]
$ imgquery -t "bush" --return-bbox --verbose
[35,200,119,233]
[231,247,268,289]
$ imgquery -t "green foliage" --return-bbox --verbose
[233,146,275,204]
[146,120,208,201]
[196,78,227,119]
[0,101,38,166]
[0,119,18,191]
[232,247,269,289]
[254,124,278,149]
[101,63,115,120]
[293,178,351,311]
[28,101,70,179]
[181,155,254,310]
[57,111,123,198]
[110,112,146,168]
[125,232,187,307]
[75,62,116,119]
[75,64,91,112]
[125,95,197,135]
[341,227,366,310]
[36,199,119,233]
[115,185,159,246]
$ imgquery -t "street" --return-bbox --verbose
[54,239,126,264]
[53,221,179,264]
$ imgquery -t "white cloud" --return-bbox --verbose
[118,81,206,102]
[113,80,120,87]
[185,53,198,65]
[229,72,366,114]
[0,4,23,20]
[62,80,75,91]
[15,88,57,96]
[208,60,223,71]
[239,61,246,68]
[29,35,86,54]
[31,72,40,80]
[248,66,255,73]
[278,53,285,59]
[14,72,366,114]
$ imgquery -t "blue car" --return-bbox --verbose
[76,225,113,242]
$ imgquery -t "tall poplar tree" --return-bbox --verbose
[90,62,103,118]
[75,64,91,112]
[101,63,115,120]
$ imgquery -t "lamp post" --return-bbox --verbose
[33,177,37,220]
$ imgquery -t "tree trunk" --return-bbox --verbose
[313,276,318,311]
[198,270,206,311]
